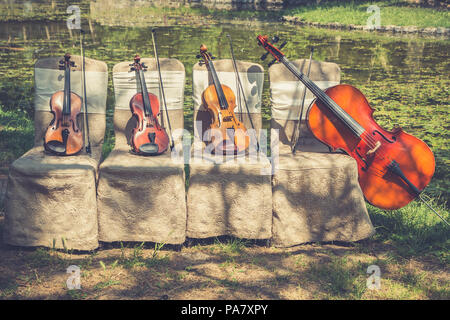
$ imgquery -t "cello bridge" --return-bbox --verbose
[366,141,381,156]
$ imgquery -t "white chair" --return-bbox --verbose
[186,59,272,240]
[269,59,374,247]
[96,58,187,244]
[3,56,108,250]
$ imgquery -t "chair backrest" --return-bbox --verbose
[112,58,185,149]
[269,59,340,153]
[192,59,264,145]
[34,55,108,158]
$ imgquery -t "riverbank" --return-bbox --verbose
[2,1,449,35]
[281,1,449,36]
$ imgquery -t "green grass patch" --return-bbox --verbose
[285,1,450,28]
[214,237,250,255]
[0,105,34,166]
[118,242,169,269]
[368,199,449,259]
[307,255,367,299]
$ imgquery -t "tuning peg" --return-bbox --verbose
[198,61,205,66]
[272,36,280,43]
[141,63,147,68]
[279,41,287,50]
[260,52,269,61]
[268,58,277,68]
[196,54,202,59]
[211,56,216,60]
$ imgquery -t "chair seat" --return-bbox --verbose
[10,146,99,176]
[99,147,183,172]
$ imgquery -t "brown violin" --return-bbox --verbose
[129,55,169,156]
[198,45,249,154]
[258,35,436,211]
[44,53,83,156]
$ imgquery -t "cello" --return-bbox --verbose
[257,35,437,212]
[44,53,83,156]
[197,44,249,154]
[129,55,169,156]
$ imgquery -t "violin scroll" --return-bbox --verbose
[59,53,75,70]
[197,45,216,66]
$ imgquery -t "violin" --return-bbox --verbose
[198,44,249,154]
[129,55,169,156]
[44,53,83,156]
[257,35,435,210]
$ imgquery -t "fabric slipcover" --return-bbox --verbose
[187,60,272,240]
[269,59,340,154]
[269,59,374,246]
[3,55,108,250]
[97,58,187,244]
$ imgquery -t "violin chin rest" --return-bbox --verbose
[139,143,159,156]
[45,140,66,155]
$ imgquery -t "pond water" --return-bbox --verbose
[0,13,448,200]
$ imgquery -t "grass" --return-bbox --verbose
[0,106,34,166]
[368,200,449,260]
[118,242,169,269]
[0,230,447,299]
[284,1,450,28]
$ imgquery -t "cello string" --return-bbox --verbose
[275,44,420,186]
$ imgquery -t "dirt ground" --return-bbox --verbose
[0,216,448,300]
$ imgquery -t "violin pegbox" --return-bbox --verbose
[129,54,147,72]
[197,44,216,67]
[59,53,76,70]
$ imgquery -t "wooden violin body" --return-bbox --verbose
[308,84,435,210]
[202,83,249,154]
[198,44,249,154]
[44,54,83,156]
[129,55,169,156]
[129,91,169,155]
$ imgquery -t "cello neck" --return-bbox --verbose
[279,56,365,138]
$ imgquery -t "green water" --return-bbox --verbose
[0,17,449,201]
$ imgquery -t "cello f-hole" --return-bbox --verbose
[373,130,396,143]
